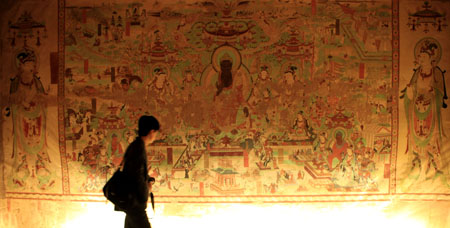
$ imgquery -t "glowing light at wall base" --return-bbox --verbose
[62,201,426,228]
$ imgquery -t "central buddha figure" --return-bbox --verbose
[201,45,251,130]
[216,53,234,97]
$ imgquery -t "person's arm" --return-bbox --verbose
[123,141,148,203]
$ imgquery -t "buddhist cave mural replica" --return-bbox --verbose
[0,0,449,227]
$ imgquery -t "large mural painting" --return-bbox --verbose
[1,0,449,207]
[60,0,395,197]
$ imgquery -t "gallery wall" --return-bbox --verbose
[0,0,449,227]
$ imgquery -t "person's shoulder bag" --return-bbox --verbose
[103,161,131,211]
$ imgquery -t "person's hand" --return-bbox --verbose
[148,181,156,192]
[148,176,155,191]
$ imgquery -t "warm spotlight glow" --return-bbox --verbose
[62,202,426,228]
[61,203,125,228]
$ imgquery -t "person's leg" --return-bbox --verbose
[125,210,151,228]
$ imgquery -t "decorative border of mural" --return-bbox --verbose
[58,0,70,195]
[5,192,450,203]
[390,0,399,195]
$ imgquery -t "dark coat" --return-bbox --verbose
[121,137,149,212]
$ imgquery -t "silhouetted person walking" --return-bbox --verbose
[121,115,160,228]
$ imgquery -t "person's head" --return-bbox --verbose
[16,48,37,77]
[185,70,193,80]
[284,66,296,83]
[120,78,129,91]
[111,133,118,144]
[138,115,160,145]
[417,40,438,67]
[21,61,36,76]
[417,52,432,67]
[260,66,269,79]
[335,131,343,144]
